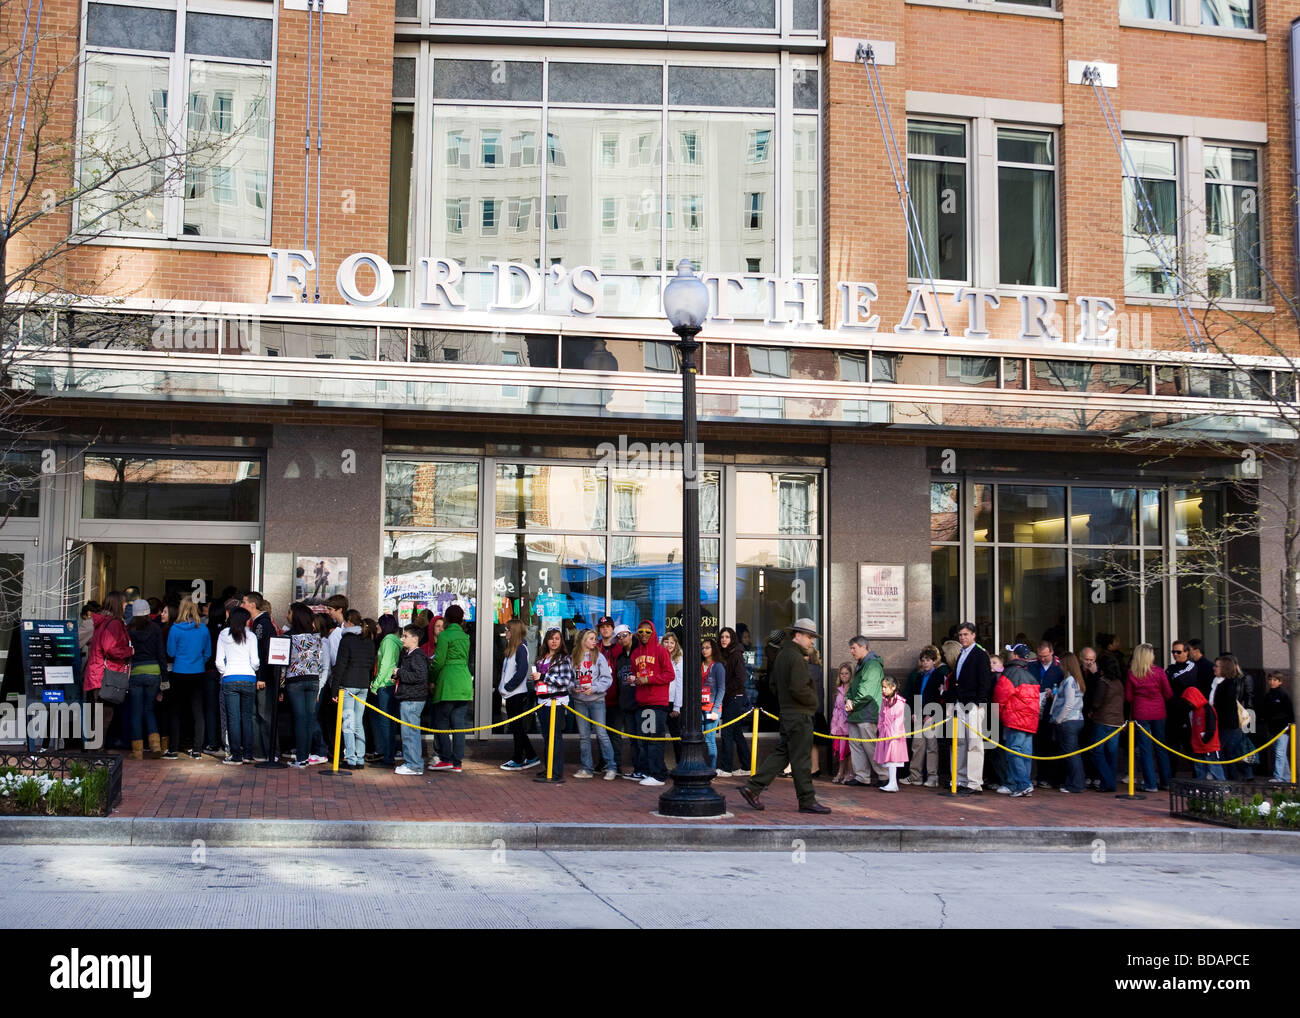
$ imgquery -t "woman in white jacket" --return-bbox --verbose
[215,607,261,764]
[570,629,616,780]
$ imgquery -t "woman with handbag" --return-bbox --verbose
[1210,654,1254,781]
[84,591,132,751]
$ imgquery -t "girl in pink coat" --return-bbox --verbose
[876,676,909,791]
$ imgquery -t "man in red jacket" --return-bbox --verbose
[630,620,674,786]
[992,644,1040,797]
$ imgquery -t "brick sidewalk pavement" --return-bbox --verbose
[114,754,1200,827]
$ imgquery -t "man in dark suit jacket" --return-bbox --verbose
[952,621,994,795]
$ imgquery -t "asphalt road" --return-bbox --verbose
[1,845,1295,929]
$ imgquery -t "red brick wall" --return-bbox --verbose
[8,0,395,306]
[826,0,1299,357]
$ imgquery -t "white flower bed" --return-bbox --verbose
[0,772,82,797]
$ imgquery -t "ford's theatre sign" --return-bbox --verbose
[267,249,1122,344]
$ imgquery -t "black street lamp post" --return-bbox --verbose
[658,260,726,818]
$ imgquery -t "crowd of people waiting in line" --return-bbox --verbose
[831,626,1296,799]
[77,590,1295,797]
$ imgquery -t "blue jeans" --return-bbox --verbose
[286,680,318,761]
[1135,718,1171,789]
[399,701,425,771]
[702,713,718,767]
[1221,728,1253,781]
[372,686,397,764]
[125,674,162,742]
[635,706,669,779]
[1193,751,1226,780]
[433,700,470,766]
[1274,731,1291,782]
[1090,722,1121,791]
[1001,729,1033,792]
[340,687,367,764]
[573,699,615,773]
[1054,718,1085,792]
[222,680,256,760]
[718,695,750,771]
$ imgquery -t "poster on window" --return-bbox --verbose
[859,563,906,640]
[295,555,348,605]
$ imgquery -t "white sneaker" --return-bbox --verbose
[1011,787,1033,797]
[603,769,618,781]
[573,769,594,779]
[900,776,920,785]
[995,785,1013,794]
[730,769,750,776]
[639,776,665,786]
[307,755,327,766]
[879,784,899,792]
[394,764,422,776]
[714,769,732,777]
[923,777,938,788]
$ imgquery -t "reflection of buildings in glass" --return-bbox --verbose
[431,108,779,315]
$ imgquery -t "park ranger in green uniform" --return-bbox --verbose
[739,618,832,815]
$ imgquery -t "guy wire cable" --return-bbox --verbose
[857,44,949,335]
[1084,66,1203,352]
[302,0,313,301]
[314,0,323,302]
[1,0,38,230]
[6,0,45,225]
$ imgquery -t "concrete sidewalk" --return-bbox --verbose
[1,815,1297,853]
[0,754,1294,852]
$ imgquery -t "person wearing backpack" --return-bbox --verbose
[1182,685,1224,780]
[570,628,615,779]
[331,617,378,769]
[394,626,430,776]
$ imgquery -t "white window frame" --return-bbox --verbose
[74,0,277,246]
[1201,142,1262,302]
[1121,133,1182,299]
[905,116,972,287]
[993,124,1059,291]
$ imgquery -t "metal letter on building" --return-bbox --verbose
[336,253,396,307]
[266,249,317,303]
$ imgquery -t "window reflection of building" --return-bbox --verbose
[932,480,1224,660]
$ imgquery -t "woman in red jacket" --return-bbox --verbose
[84,591,132,747]
[1125,643,1173,792]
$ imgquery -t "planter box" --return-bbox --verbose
[1170,778,1298,829]
[0,751,123,816]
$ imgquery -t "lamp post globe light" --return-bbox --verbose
[659,259,726,817]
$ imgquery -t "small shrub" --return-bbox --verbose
[14,777,42,812]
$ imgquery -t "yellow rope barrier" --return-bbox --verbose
[758,708,951,743]
[345,691,544,734]
[1133,722,1285,766]
[954,715,1128,760]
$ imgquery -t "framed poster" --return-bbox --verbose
[295,555,349,604]
[859,563,906,640]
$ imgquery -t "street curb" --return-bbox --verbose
[0,818,1296,852]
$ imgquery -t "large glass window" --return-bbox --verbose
[1204,145,1261,301]
[1123,137,1179,296]
[81,456,261,521]
[424,56,807,316]
[77,1,273,242]
[907,121,967,283]
[941,481,1172,658]
[1122,0,1174,20]
[1201,0,1253,28]
[997,128,1056,288]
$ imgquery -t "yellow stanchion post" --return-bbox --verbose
[749,707,759,774]
[323,689,351,777]
[1291,722,1297,785]
[546,699,557,779]
[938,705,960,796]
[1115,721,1144,799]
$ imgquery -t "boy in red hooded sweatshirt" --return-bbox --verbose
[1182,685,1225,780]
[630,620,674,786]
